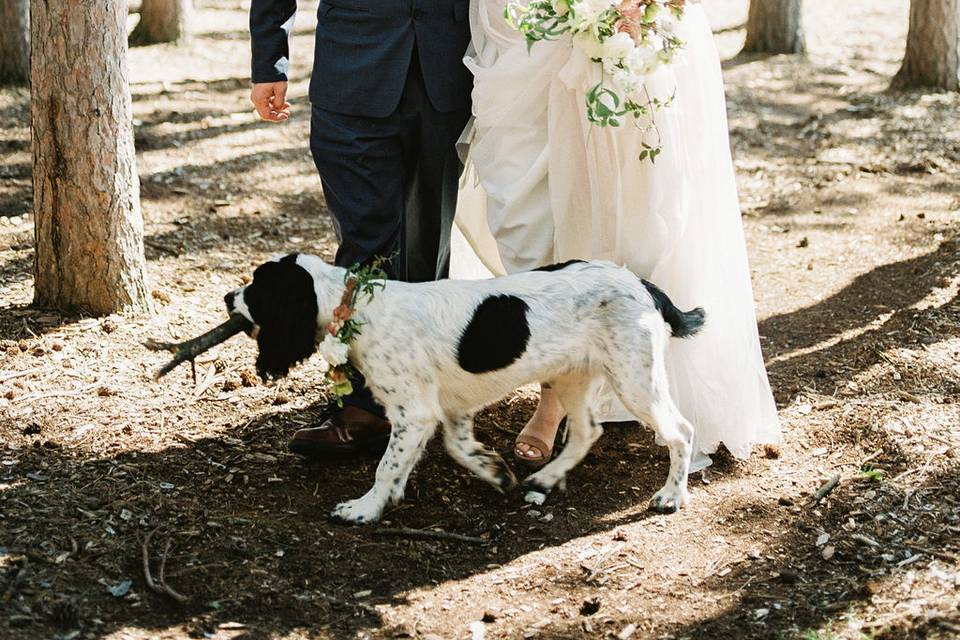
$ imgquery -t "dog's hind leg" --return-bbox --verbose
[604,338,693,514]
[522,374,604,505]
[331,399,439,525]
[441,413,517,493]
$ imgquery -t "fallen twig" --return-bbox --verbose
[371,527,487,546]
[13,382,100,404]
[145,314,251,380]
[141,529,190,604]
[0,367,47,384]
[810,474,840,506]
[850,533,881,548]
[906,544,958,563]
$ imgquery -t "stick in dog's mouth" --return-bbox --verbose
[145,314,253,380]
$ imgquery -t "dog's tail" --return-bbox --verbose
[641,279,705,338]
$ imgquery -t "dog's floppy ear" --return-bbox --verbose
[244,256,319,380]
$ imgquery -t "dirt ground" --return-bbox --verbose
[1,1,959,638]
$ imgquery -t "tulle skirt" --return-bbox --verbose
[452,2,781,470]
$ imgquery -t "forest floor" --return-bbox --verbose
[1,1,959,639]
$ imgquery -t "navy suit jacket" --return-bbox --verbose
[251,0,472,118]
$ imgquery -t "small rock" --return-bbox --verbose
[22,422,42,436]
[580,597,601,616]
[821,545,836,560]
[617,623,637,639]
[107,580,132,598]
[816,533,830,546]
[101,319,118,334]
[778,570,798,584]
[469,620,486,640]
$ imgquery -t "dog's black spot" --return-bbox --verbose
[532,259,586,273]
[457,295,530,374]
[243,253,319,380]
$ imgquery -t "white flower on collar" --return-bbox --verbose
[318,333,350,367]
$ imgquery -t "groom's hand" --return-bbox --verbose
[251,81,291,122]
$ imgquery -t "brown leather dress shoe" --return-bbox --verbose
[289,405,392,459]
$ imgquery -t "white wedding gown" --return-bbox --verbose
[451,1,781,470]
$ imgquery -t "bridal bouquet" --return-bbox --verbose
[506,0,686,159]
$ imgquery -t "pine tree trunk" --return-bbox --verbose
[743,0,806,54]
[130,0,192,46]
[894,0,960,91]
[32,0,151,315]
[0,0,30,85]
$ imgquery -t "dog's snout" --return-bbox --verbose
[224,290,235,309]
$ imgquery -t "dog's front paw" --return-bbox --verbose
[524,490,547,505]
[648,486,689,514]
[330,497,385,525]
[521,476,554,505]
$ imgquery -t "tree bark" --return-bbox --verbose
[894,0,960,91]
[0,0,30,85]
[742,0,806,55]
[31,0,151,315]
[130,0,193,46]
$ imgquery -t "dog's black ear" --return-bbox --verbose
[244,255,319,380]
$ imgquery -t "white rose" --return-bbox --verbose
[570,0,615,30]
[573,30,604,59]
[659,13,678,34]
[569,1,598,30]
[611,67,642,100]
[625,46,660,76]
[318,334,350,367]
[601,32,635,63]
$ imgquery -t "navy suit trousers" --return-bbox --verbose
[309,54,470,415]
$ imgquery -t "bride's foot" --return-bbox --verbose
[515,385,565,469]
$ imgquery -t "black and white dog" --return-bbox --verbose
[225,253,704,524]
